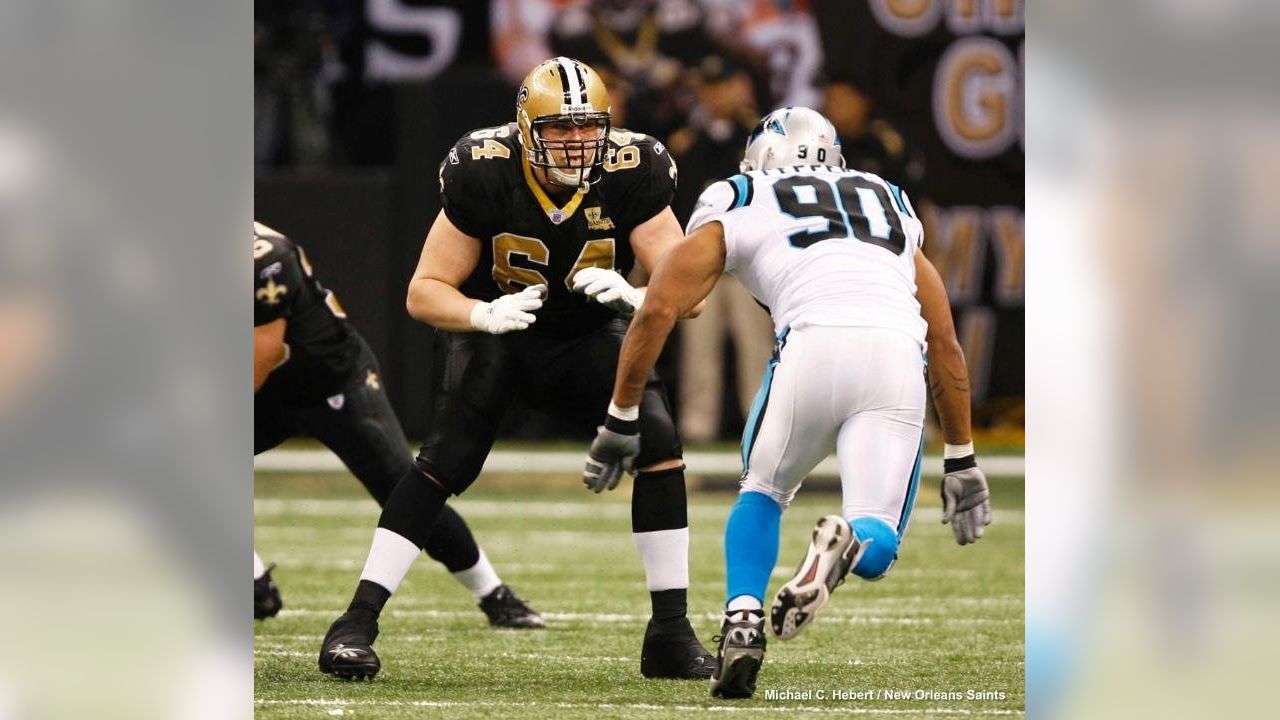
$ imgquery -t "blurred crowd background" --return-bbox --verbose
[253,0,1024,445]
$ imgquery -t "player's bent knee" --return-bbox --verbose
[739,476,795,508]
[849,517,899,580]
[410,458,458,495]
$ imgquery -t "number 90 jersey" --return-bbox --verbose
[439,122,677,338]
[687,165,927,347]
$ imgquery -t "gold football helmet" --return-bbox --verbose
[516,57,612,188]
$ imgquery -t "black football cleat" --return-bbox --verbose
[254,564,283,620]
[710,609,767,699]
[640,616,717,679]
[318,610,381,680]
[479,584,546,629]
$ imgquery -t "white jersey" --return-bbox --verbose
[686,164,926,346]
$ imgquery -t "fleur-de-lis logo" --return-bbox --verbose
[365,370,381,390]
[256,278,287,306]
[584,207,614,230]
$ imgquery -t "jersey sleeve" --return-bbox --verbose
[686,178,751,273]
[886,182,924,249]
[253,234,305,326]
[611,133,678,227]
[439,133,505,239]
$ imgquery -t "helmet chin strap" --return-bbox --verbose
[547,166,586,188]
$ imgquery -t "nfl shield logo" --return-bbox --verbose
[549,209,565,225]
[327,393,345,410]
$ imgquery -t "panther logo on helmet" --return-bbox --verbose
[740,107,844,173]
[516,57,612,189]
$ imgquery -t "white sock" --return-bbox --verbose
[358,528,422,594]
[253,551,266,580]
[451,549,503,600]
[632,528,689,591]
[727,594,763,612]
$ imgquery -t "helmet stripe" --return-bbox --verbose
[555,59,572,103]
[557,57,584,106]
[572,62,589,103]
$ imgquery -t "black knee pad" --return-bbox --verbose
[635,381,684,469]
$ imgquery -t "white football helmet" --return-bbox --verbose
[740,107,844,172]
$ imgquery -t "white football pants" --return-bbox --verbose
[740,325,926,533]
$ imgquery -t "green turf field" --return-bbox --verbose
[254,473,1024,719]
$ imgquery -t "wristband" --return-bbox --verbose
[607,402,639,421]
[604,402,640,434]
[944,442,974,459]
[604,415,639,434]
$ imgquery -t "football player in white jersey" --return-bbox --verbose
[581,107,992,699]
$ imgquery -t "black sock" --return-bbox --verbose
[348,579,392,618]
[651,588,688,623]
[343,465,451,620]
[633,466,691,623]
[423,503,481,573]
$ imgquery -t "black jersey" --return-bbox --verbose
[253,224,362,400]
[439,122,677,338]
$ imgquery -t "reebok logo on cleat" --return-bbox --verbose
[327,645,366,660]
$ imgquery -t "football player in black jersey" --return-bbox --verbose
[318,57,715,681]
[253,222,543,629]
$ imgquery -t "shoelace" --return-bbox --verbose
[714,611,764,643]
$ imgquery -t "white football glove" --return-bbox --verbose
[571,267,643,316]
[469,284,547,334]
[941,462,992,546]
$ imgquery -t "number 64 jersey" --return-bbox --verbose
[687,164,927,347]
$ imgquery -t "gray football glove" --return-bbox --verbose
[941,464,992,545]
[583,422,640,493]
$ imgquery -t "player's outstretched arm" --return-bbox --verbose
[915,249,991,545]
[408,211,545,334]
[614,221,727,408]
[583,221,727,492]
[916,249,972,445]
[254,318,287,392]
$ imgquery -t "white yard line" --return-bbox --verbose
[254,698,1023,716]
[255,449,1025,477]
[254,649,313,658]
[254,642,963,666]
[252,497,1025,525]
[265,608,1018,625]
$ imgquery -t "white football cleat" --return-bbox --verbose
[770,515,863,641]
